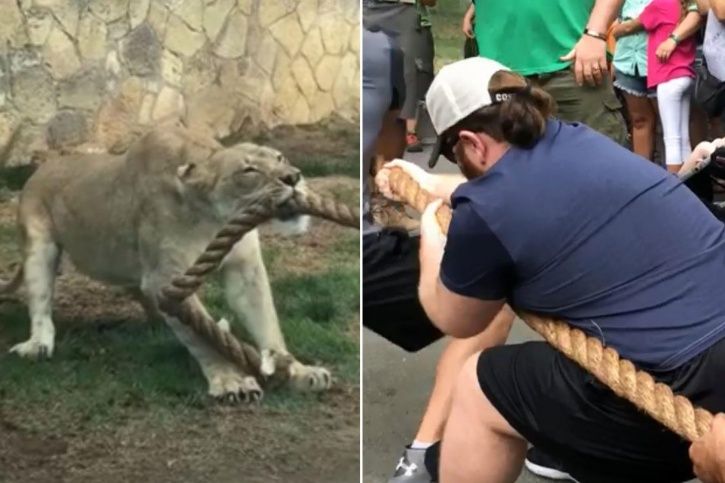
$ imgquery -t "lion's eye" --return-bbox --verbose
[242,167,257,173]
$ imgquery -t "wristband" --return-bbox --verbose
[669,33,681,45]
[583,28,607,41]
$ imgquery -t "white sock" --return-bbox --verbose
[410,439,434,450]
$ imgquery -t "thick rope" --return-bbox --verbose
[157,190,360,385]
[289,190,360,228]
[387,167,714,442]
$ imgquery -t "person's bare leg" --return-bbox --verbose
[440,352,527,483]
[624,92,656,160]
[406,118,417,136]
[377,109,406,163]
[413,307,515,443]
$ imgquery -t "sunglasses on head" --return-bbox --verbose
[439,130,460,164]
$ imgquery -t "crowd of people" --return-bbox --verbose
[363,0,725,482]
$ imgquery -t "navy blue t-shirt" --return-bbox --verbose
[441,119,725,371]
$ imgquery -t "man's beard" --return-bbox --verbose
[454,145,484,180]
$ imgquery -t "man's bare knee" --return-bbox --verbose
[452,351,522,439]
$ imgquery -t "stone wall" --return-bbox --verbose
[0,0,360,166]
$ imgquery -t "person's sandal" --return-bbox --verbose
[406,132,423,153]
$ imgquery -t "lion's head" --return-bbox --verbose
[175,141,309,234]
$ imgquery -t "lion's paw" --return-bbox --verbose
[259,348,295,377]
[207,370,263,404]
[9,337,54,360]
[288,361,332,392]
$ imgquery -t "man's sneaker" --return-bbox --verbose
[406,132,423,153]
[388,446,435,483]
[524,447,579,482]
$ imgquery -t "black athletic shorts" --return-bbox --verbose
[477,336,725,482]
[363,228,443,351]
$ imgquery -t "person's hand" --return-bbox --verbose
[419,199,446,267]
[561,34,609,86]
[462,15,474,39]
[680,139,725,176]
[375,159,435,201]
[611,20,627,39]
[656,38,677,63]
[690,413,725,483]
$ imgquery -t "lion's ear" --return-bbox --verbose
[177,163,196,179]
[175,161,216,195]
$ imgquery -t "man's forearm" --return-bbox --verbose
[696,0,710,11]
[464,3,475,19]
[712,0,725,20]
[587,0,625,32]
[418,272,503,338]
[432,174,467,203]
[672,10,704,39]
[418,256,442,327]
[619,18,644,35]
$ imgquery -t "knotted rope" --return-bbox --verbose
[387,167,713,442]
[157,190,360,384]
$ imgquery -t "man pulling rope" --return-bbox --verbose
[374,57,725,483]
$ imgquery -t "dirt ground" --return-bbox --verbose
[0,121,360,483]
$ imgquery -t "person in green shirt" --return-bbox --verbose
[461,0,628,145]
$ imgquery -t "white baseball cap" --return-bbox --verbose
[425,57,520,167]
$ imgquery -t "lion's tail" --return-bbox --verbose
[0,265,23,294]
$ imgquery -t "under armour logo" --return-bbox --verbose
[395,458,418,476]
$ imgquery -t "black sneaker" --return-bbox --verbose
[524,447,578,482]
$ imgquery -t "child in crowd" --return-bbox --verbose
[640,0,698,172]
[613,0,659,161]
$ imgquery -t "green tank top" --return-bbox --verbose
[472,0,594,75]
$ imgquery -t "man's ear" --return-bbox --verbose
[458,131,485,161]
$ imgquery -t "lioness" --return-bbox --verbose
[4,124,331,401]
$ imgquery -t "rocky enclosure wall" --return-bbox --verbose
[0,0,360,166]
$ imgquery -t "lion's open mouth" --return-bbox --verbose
[274,188,302,220]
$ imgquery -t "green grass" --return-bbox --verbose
[293,154,359,178]
[0,236,358,431]
[252,116,360,179]
[0,122,360,433]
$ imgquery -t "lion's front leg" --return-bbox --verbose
[221,230,332,392]
[141,277,263,402]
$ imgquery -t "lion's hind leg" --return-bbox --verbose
[9,227,61,359]
[221,230,332,392]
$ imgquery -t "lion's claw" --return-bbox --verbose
[208,372,263,404]
[288,362,333,392]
